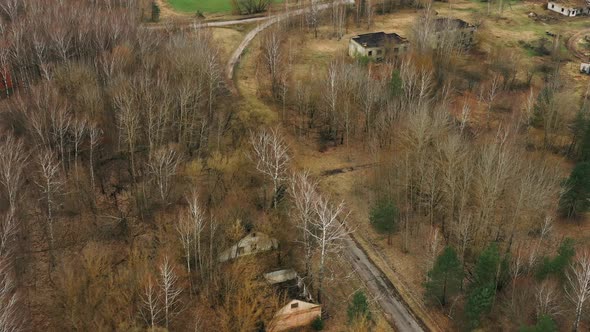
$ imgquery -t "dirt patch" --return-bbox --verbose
[567,29,590,61]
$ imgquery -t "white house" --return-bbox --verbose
[218,232,279,262]
[267,300,321,332]
[264,269,298,284]
[548,0,590,16]
[264,269,314,302]
[348,32,409,60]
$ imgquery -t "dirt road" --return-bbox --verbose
[345,234,426,331]
[226,0,355,85]
[155,1,430,330]
[226,3,430,330]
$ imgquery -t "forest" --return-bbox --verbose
[0,0,589,331]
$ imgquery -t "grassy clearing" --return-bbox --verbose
[167,0,283,13]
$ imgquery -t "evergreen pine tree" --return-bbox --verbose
[519,315,557,332]
[559,162,590,218]
[466,285,495,328]
[390,69,402,97]
[369,198,398,245]
[579,122,590,162]
[151,1,161,22]
[465,244,500,327]
[536,237,575,280]
[570,106,589,159]
[473,243,500,288]
[424,246,463,306]
[347,291,371,324]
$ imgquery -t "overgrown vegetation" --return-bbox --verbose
[2,0,589,330]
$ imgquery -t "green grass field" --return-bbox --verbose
[168,0,282,13]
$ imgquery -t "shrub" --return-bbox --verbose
[347,291,371,324]
[536,238,575,280]
[311,316,324,330]
[519,314,557,332]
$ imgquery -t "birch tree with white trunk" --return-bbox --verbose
[262,28,283,99]
[72,118,87,180]
[535,280,562,319]
[250,128,290,209]
[140,276,162,329]
[565,251,590,332]
[176,212,193,274]
[36,150,63,246]
[147,147,182,203]
[159,257,182,330]
[290,172,318,283]
[0,135,27,215]
[308,194,352,303]
[88,123,102,191]
[186,190,206,274]
[0,255,21,332]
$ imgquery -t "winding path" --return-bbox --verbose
[225,0,354,85]
[567,29,590,61]
[153,2,430,330]
[223,3,431,331]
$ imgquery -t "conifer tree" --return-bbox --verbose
[347,291,371,324]
[519,315,557,332]
[424,246,463,306]
[559,162,590,218]
[465,244,500,327]
[369,198,398,245]
[151,1,160,22]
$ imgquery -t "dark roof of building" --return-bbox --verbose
[351,32,408,48]
[549,0,588,7]
[433,17,474,31]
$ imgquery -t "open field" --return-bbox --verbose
[167,0,283,13]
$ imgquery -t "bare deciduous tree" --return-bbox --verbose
[0,135,28,214]
[113,83,141,181]
[72,118,87,179]
[290,172,318,283]
[49,106,71,172]
[536,280,562,319]
[261,28,283,99]
[36,150,63,246]
[306,0,320,38]
[140,275,162,329]
[186,190,206,274]
[250,128,290,208]
[159,256,183,330]
[176,212,193,274]
[0,255,21,332]
[565,251,590,332]
[0,0,20,22]
[528,216,553,269]
[483,74,501,129]
[147,147,182,202]
[308,194,351,303]
[510,245,522,306]
[88,123,102,191]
